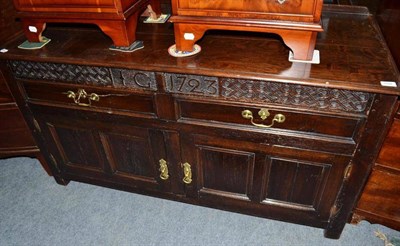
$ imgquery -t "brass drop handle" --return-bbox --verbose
[181,162,192,184]
[159,159,169,180]
[241,108,285,128]
[65,89,100,107]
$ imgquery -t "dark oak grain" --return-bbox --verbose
[1,6,399,95]
[1,4,399,240]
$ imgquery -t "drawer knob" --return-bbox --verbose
[277,0,286,4]
[159,159,169,180]
[65,89,100,107]
[241,109,286,128]
[181,162,192,184]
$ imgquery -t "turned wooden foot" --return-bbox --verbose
[174,23,206,52]
[280,30,318,61]
[21,20,46,43]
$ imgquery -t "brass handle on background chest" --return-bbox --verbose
[181,162,192,184]
[159,159,169,180]
[241,108,285,128]
[65,89,100,107]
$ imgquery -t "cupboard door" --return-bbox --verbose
[99,126,172,192]
[34,107,171,192]
[180,132,349,223]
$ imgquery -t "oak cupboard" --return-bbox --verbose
[1,4,399,239]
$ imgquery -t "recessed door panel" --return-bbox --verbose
[48,124,105,172]
[100,130,159,186]
[198,146,256,201]
[263,158,331,210]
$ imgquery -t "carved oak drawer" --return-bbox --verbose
[177,99,363,139]
[21,81,157,117]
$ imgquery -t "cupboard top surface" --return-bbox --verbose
[0,5,399,95]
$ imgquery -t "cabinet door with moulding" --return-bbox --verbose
[180,131,351,226]
[32,105,173,194]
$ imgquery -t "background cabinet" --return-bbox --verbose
[347,0,400,231]
[0,0,51,175]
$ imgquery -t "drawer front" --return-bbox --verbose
[179,0,315,14]
[376,109,400,170]
[22,81,156,117]
[14,0,119,12]
[356,168,400,226]
[15,0,115,7]
[175,0,323,21]
[177,99,362,140]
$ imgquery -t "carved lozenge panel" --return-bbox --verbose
[221,78,371,113]
[10,60,113,85]
[9,61,157,91]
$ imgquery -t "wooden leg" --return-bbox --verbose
[21,20,46,43]
[36,153,53,176]
[280,30,317,61]
[174,23,206,52]
[149,0,162,16]
[54,176,70,186]
[97,13,139,47]
[324,227,343,239]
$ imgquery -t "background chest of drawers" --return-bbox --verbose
[12,0,162,47]
[1,4,399,239]
[169,0,323,61]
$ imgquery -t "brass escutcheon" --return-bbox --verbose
[181,162,192,184]
[159,159,169,180]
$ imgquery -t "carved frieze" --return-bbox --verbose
[110,69,157,91]
[9,61,372,113]
[220,78,371,113]
[9,60,113,85]
[9,61,157,91]
[164,73,219,96]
